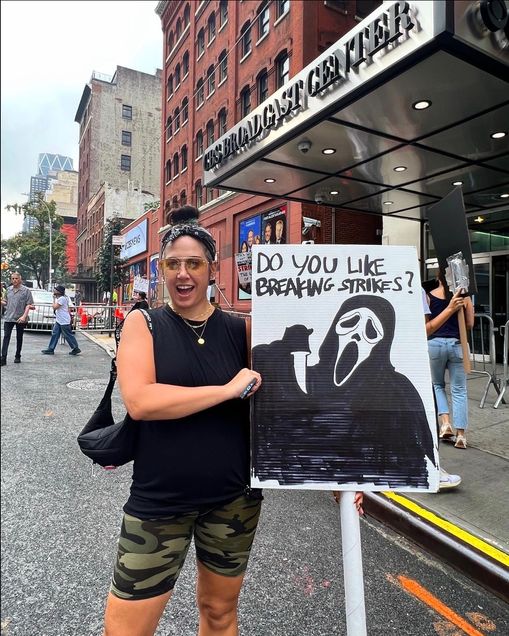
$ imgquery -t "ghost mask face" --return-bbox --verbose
[333,308,384,386]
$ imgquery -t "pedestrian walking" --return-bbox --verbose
[41,284,81,356]
[1,272,34,365]
[102,205,263,636]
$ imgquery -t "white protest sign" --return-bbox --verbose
[251,244,439,492]
[235,252,252,285]
[133,276,149,294]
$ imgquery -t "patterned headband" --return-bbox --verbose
[160,223,216,261]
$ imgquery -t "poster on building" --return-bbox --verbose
[122,259,147,302]
[149,255,159,307]
[235,251,252,296]
[238,215,261,299]
[261,206,287,245]
[251,244,439,492]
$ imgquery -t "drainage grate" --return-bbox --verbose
[66,378,109,391]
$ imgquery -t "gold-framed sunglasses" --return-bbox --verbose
[160,257,209,272]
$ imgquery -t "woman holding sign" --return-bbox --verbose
[425,274,474,449]
[102,206,263,636]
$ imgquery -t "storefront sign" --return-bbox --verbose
[120,219,148,260]
[204,1,417,173]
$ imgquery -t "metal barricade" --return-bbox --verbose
[74,304,128,334]
[469,313,505,408]
[494,319,509,409]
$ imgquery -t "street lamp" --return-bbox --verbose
[21,193,52,290]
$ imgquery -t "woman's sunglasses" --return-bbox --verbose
[160,257,209,272]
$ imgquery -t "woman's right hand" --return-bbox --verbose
[226,368,262,400]
[447,289,465,313]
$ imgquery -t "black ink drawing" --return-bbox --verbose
[252,295,438,488]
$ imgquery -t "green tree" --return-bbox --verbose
[95,216,128,294]
[3,196,68,288]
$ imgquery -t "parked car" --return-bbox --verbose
[26,289,75,331]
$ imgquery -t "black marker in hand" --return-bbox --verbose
[240,378,257,399]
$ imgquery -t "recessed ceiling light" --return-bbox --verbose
[500,193,509,199]
[491,131,507,139]
[393,166,407,172]
[474,216,485,223]
[383,201,394,206]
[412,100,431,110]
[264,178,276,183]
[452,180,463,186]
[329,190,339,195]
[322,148,336,155]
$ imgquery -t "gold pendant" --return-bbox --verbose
[197,337,205,345]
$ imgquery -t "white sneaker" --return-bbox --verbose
[439,468,461,490]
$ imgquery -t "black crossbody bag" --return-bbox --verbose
[77,309,152,467]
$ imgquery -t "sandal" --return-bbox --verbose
[455,434,467,449]
[440,422,455,441]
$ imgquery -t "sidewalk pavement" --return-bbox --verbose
[79,329,509,601]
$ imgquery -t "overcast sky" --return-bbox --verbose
[1,0,163,238]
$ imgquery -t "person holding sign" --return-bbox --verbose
[102,205,262,636]
[425,274,474,449]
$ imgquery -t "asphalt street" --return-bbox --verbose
[1,329,508,635]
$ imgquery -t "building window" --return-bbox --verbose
[218,50,228,83]
[181,145,188,171]
[197,28,205,57]
[196,130,204,158]
[184,4,190,26]
[175,63,181,87]
[121,130,132,146]
[172,195,179,208]
[257,70,268,104]
[122,104,132,119]
[257,2,270,40]
[206,120,215,146]
[240,22,251,58]
[173,153,179,176]
[167,74,173,98]
[324,0,348,11]
[196,78,205,107]
[240,86,251,117]
[207,65,215,96]
[121,154,131,171]
[276,50,289,87]
[208,12,216,43]
[165,159,172,183]
[176,18,182,39]
[183,51,189,77]
[196,180,203,207]
[219,0,228,27]
[180,190,187,205]
[167,31,174,52]
[218,108,227,136]
[174,107,180,131]
[182,97,189,124]
[166,115,173,139]
[355,0,381,19]
[275,0,290,19]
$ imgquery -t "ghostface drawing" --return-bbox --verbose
[252,295,438,488]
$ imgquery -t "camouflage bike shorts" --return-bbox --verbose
[111,494,262,600]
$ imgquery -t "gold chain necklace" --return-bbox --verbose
[181,316,209,345]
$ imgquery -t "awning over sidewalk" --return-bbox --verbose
[203,1,508,224]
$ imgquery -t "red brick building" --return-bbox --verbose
[156,0,382,310]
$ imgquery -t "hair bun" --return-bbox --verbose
[168,205,200,226]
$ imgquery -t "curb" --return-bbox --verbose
[79,331,115,358]
[364,492,509,603]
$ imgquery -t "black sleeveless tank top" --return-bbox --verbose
[428,294,459,339]
[124,306,250,518]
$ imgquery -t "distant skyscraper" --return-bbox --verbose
[24,154,74,232]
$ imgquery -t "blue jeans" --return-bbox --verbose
[46,322,79,352]
[428,337,468,431]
